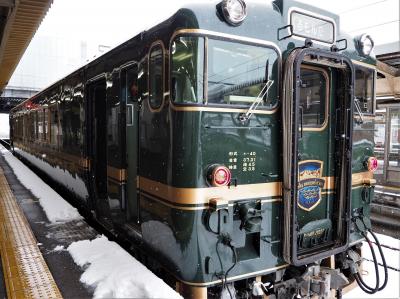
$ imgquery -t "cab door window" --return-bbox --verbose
[355,67,374,114]
[299,67,328,128]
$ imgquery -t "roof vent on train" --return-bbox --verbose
[218,0,247,26]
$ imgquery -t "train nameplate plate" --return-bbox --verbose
[290,11,335,44]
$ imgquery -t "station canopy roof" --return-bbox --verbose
[0,0,53,94]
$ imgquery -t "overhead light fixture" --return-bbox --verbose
[356,33,374,56]
[220,0,247,26]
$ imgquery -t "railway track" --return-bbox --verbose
[371,186,400,239]
[0,139,10,150]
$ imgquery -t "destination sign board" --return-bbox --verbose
[290,11,335,44]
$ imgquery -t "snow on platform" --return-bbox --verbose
[68,236,182,298]
[0,145,81,223]
[0,144,182,298]
[345,233,400,299]
[0,113,9,139]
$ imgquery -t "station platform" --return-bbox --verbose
[0,150,95,298]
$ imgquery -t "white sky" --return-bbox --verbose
[6,0,399,90]
[36,0,399,50]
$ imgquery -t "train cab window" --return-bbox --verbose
[207,39,278,107]
[299,68,327,127]
[355,67,374,114]
[149,44,164,109]
[171,36,204,103]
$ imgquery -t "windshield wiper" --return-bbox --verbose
[239,79,274,122]
[354,98,364,124]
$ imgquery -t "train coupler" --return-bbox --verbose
[272,263,349,299]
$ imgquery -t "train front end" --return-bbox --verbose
[167,0,383,297]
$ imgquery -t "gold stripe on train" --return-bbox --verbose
[139,176,282,205]
[107,166,127,182]
[352,171,375,186]
[138,172,370,206]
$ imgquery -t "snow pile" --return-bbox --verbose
[0,113,9,138]
[67,236,182,299]
[0,145,81,223]
[52,245,65,252]
[345,233,400,298]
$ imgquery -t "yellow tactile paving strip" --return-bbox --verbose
[0,167,63,299]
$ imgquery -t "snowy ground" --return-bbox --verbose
[344,234,400,299]
[0,113,9,139]
[0,144,182,298]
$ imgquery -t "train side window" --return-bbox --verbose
[44,108,48,141]
[50,106,59,146]
[107,76,122,167]
[27,113,33,142]
[149,44,164,110]
[38,109,45,141]
[59,93,82,154]
[121,65,138,128]
[171,36,204,103]
[33,111,39,140]
[355,67,374,114]
[30,113,35,142]
[299,67,328,128]
[126,105,133,126]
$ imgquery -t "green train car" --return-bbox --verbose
[10,0,387,298]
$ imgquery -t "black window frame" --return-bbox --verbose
[354,65,375,116]
[170,33,281,111]
[299,65,329,129]
[148,42,164,111]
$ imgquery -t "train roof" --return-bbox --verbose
[12,0,375,112]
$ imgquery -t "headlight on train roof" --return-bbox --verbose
[220,0,247,26]
[356,33,375,56]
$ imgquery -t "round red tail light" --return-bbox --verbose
[366,157,378,172]
[208,165,231,187]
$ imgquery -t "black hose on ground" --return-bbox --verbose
[354,232,380,294]
[353,229,389,294]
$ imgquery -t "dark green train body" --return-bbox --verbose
[9,0,379,297]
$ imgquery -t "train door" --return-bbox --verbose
[283,48,354,265]
[87,78,112,224]
[121,65,140,226]
[104,65,140,228]
[105,71,126,226]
